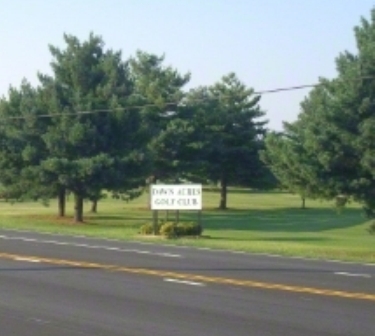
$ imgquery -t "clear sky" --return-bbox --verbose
[1,0,374,130]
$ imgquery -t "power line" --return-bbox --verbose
[255,83,318,94]
[0,75,372,121]
[254,74,374,94]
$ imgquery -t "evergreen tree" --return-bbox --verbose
[38,33,146,222]
[153,73,267,209]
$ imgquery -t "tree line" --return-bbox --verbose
[0,33,272,221]
[2,8,375,223]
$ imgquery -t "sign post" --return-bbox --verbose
[152,209,158,235]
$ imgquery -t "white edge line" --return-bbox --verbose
[1,228,374,267]
[0,235,182,258]
[334,272,371,278]
[164,278,206,286]
[158,253,181,258]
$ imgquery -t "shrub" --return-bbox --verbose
[160,222,177,237]
[367,220,375,235]
[139,223,159,235]
[184,222,203,236]
[140,221,203,237]
[160,221,203,238]
[364,206,375,219]
[175,223,187,236]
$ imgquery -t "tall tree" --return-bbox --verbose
[155,73,267,209]
[0,81,53,204]
[38,33,146,222]
[261,126,323,208]
[273,8,375,215]
[129,51,190,183]
[199,73,267,209]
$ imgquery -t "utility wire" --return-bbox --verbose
[256,83,318,94]
[0,75,372,121]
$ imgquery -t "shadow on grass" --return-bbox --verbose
[11,205,366,234]
[84,207,365,234]
[85,215,151,222]
[182,207,365,233]
[206,236,330,242]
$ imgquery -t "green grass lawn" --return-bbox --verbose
[0,188,373,263]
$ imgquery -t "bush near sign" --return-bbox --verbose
[150,184,202,210]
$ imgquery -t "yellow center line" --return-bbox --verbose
[1,252,374,302]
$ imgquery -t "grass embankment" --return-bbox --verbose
[0,189,373,263]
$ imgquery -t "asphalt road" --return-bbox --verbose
[0,228,374,336]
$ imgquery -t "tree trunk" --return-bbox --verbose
[58,187,66,217]
[219,175,228,210]
[301,197,306,209]
[90,200,98,213]
[74,193,84,223]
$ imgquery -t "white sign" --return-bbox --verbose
[150,184,202,210]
